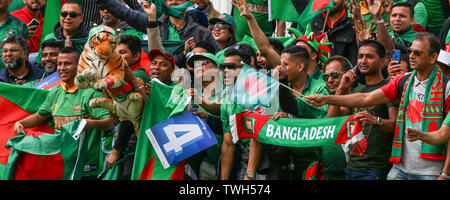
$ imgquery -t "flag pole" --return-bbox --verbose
[321,9,330,34]
[279,82,304,97]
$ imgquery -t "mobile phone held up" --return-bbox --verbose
[392,49,401,63]
[28,19,40,32]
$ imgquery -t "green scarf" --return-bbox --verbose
[390,65,447,162]
[389,26,417,47]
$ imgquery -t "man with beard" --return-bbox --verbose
[311,0,358,66]
[0,34,43,85]
[10,0,44,53]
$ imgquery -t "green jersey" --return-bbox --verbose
[421,0,446,32]
[37,84,111,177]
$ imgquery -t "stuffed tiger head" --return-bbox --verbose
[87,25,118,59]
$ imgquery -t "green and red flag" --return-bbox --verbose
[230,112,363,147]
[3,119,90,180]
[131,79,189,180]
[269,0,334,29]
[0,82,53,178]
[303,161,324,180]
[229,64,280,111]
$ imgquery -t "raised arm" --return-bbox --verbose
[233,0,281,67]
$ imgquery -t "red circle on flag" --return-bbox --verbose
[244,77,268,96]
[14,153,65,180]
[406,100,423,124]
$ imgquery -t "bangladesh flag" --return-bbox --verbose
[269,0,334,29]
[230,112,364,147]
[0,83,53,178]
[303,161,324,180]
[131,79,190,180]
[3,119,89,180]
[229,64,280,111]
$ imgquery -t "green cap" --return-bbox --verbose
[187,53,218,67]
[209,13,236,28]
[88,25,119,42]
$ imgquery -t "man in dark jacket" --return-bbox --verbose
[0,35,43,85]
[311,0,358,66]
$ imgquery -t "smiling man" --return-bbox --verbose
[14,47,114,179]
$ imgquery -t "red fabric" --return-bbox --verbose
[10,7,44,53]
[412,24,426,32]
[380,73,406,103]
[138,156,156,180]
[14,153,64,180]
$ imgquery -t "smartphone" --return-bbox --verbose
[392,49,401,63]
[28,19,40,32]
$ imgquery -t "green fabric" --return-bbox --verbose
[147,0,194,20]
[391,66,447,162]
[131,80,188,180]
[4,119,90,180]
[421,0,446,32]
[233,0,274,41]
[0,14,29,69]
[133,68,150,84]
[291,76,329,118]
[7,1,25,12]
[310,64,324,81]
[389,26,417,47]
[167,25,182,41]
[346,79,396,174]
[40,0,62,47]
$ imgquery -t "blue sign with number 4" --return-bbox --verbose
[145,110,217,169]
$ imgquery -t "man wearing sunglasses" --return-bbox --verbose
[37,0,88,65]
[306,32,450,180]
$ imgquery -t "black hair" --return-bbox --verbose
[415,31,441,55]
[224,43,257,66]
[63,0,82,11]
[359,39,386,58]
[194,41,218,54]
[41,39,64,50]
[391,2,414,18]
[325,56,352,72]
[59,46,81,61]
[119,34,142,56]
[282,45,310,67]
[268,38,284,56]
[1,34,27,51]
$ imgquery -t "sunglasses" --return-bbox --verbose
[192,59,212,67]
[407,48,425,57]
[60,12,82,18]
[220,62,243,70]
[322,72,343,81]
[210,23,229,31]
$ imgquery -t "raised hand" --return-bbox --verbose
[353,18,374,42]
[141,0,157,21]
[233,0,252,19]
[366,0,383,20]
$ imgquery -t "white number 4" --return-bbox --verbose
[163,124,203,153]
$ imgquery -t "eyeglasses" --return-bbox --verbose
[210,23,229,31]
[220,62,243,70]
[60,12,82,18]
[407,48,425,57]
[1,48,22,54]
[322,72,343,81]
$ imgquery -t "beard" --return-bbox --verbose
[4,56,24,71]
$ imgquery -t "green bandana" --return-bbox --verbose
[390,65,447,162]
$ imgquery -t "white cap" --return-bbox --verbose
[437,49,450,67]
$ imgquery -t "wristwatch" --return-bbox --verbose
[374,19,385,25]
[441,172,450,180]
[377,117,383,125]
[246,171,256,179]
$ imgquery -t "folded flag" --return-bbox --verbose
[0,83,52,178]
[229,64,280,111]
[3,119,89,180]
[147,0,194,19]
[131,79,190,180]
[269,0,334,29]
[230,112,363,147]
[146,110,217,169]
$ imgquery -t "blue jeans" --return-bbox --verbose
[345,168,385,180]
[387,166,439,180]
